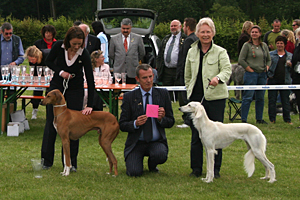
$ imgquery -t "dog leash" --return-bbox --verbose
[62,73,75,95]
[200,78,211,104]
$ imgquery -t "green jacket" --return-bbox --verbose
[185,40,232,101]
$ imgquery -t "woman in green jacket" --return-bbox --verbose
[184,17,231,178]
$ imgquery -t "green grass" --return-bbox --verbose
[1,90,300,200]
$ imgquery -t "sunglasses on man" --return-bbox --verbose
[4,32,13,35]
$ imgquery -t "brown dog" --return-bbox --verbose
[40,89,119,176]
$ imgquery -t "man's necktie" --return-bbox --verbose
[166,35,176,63]
[143,93,153,142]
[124,37,128,52]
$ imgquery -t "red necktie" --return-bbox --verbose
[124,38,128,52]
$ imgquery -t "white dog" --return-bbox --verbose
[179,102,276,183]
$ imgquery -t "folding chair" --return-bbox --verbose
[228,98,242,122]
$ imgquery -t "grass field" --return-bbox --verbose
[1,90,300,200]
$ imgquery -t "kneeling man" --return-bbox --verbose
[119,64,175,176]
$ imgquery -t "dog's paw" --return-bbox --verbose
[268,179,277,183]
[260,176,269,180]
[201,178,213,183]
[60,166,70,176]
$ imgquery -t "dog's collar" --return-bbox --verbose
[53,104,67,107]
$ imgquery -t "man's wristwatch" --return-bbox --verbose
[216,76,220,81]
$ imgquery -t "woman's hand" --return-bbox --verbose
[61,71,73,79]
[209,77,219,86]
[245,66,254,72]
[82,107,93,115]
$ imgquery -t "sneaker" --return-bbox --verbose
[256,120,268,124]
[176,123,189,128]
[286,121,293,125]
[31,109,38,119]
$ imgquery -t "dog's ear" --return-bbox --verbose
[194,103,202,118]
[54,90,63,103]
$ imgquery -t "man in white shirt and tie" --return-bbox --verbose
[109,18,145,84]
[156,20,186,99]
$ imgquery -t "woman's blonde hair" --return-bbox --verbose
[241,21,253,34]
[90,50,103,70]
[195,17,216,36]
[24,45,42,64]
[281,29,296,44]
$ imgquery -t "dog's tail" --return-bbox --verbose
[244,149,255,177]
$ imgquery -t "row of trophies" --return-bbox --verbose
[1,65,53,85]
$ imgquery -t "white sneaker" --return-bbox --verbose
[31,109,38,119]
[176,124,189,128]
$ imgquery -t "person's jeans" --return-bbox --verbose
[241,71,267,122]
[268,78,291,122]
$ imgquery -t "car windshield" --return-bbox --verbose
[102,16,152,29]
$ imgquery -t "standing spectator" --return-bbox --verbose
[30,25,57,119]
[237,21,253,56]
[91,21,109,64]
[185,17,231,178]
[0,22,24,69]
[0,22,25,100]
[79,24,101,54]
[41,27,95,171]
[295,27,300,46]
[109,18,145,84]
[176,18,198,128]
[291,32,300,124]
[280,29,295,53]
[268,36,293,124]
[263,19,281,51]
[239,25,271,124]
[292,19,300,32]
[119,64,174,176]
[34,25,57,49]
[156,20,186,99]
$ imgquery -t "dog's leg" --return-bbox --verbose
[252,149,276,183]
[61,137,71,176]
[99,130,118,177]
[202,148,216,183]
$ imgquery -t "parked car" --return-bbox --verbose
[95,8,161,70]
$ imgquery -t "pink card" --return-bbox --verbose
[146,104,159,118]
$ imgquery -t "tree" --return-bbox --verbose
[207,3,248,20]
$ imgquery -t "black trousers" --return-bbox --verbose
[125,140,168,176]
[41,87,83,168]
[162,67,177,101]
[189,98,226,174]
[31,90,44,109]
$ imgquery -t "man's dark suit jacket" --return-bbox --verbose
[177,32,198,84]
[119,87,175,159]
[86,34,101,54]
[156,32,187,82]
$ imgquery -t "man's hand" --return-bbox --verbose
[158,107,165,121]
[136,115,148,127]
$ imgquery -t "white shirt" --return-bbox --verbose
[164,32,181,68]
